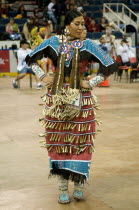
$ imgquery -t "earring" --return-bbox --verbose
[64,27,70,36]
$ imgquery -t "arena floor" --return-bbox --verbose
[0,74,139,210]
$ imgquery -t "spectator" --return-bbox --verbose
[52,0,67,25]
[99,17,107,32]
[6,18,20,35]
[47,0,57,30]
[0,3,9,18]
[23,17,35,41]
[118,38,139,79]
[118,39,137,66]
[88,18,100,32]
[101,25,116,59]
[12,40,42,89]
[30,27,49,71]
[31,27,48,47]
[82,11,91,31]
[16,5,27,18]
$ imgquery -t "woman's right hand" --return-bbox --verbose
[42,75,54,87]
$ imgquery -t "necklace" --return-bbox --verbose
[58,38,83,61]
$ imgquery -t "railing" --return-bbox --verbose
[103,3,139,30]
[103,4,126,34]
[121,3,139,25]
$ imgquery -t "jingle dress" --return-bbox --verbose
[26,36,116,183]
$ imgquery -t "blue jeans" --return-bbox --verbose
[18,67,35,75]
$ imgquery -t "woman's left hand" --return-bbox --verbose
[80,79,90,89]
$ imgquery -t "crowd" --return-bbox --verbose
[0,0,113,42]
[0,0,138,83]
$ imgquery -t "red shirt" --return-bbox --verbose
[88,23,100,32]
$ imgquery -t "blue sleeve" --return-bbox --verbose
[81,39,117,77]
[26,36,58,65]
[83,39,114,67]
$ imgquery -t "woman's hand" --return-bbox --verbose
[80,79,90,89]
[42,75,54,87]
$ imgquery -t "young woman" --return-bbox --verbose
[26,10,116,204]
[6,18,20,35]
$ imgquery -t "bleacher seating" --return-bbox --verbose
[0,18,27,34]
[0,25,5,32]
[87,31,123,39]
[9,11,17,18]
[86,11,93,18]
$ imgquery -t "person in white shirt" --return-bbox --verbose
[47,0,57,30]
[118,39,139,79]
[12,40,42,89]
[118,39,136,66]
[102,25,116,59]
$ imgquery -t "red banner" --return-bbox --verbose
[0,50,10,72]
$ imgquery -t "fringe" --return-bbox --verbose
[40,144,95,154]
[44,88,81,121]
[49,162,87,184]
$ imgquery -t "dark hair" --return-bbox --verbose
[20,39,29,46]
[64,10,83,26]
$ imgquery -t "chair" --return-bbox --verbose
[86,32,93,39]
[83,6,92,11]
[93,12,103,18]
[92,32,105,40]
[129,57,139,83]
[113,31,123,39]
[0,25,5,32]
[86,11,92,18]
[2,18,9,24]
[17,73,33,88]
[9,11,17,17]
[115,55,130,82]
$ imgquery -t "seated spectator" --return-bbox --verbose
[23,17,35,41]
[16,5,27,18]
[82,11,91,31]
[0,3,9,18]
[88,18,100,32]
[118,38,139,78]
[99,17,107,32]
[31,27,48,46]
[12,40,42,89]
[118,39,138,66]
[118,39,139,79]
[6,18,20,34]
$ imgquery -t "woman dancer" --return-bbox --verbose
[26,10,116,204]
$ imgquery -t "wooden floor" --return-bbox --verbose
[0,74,139,210]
